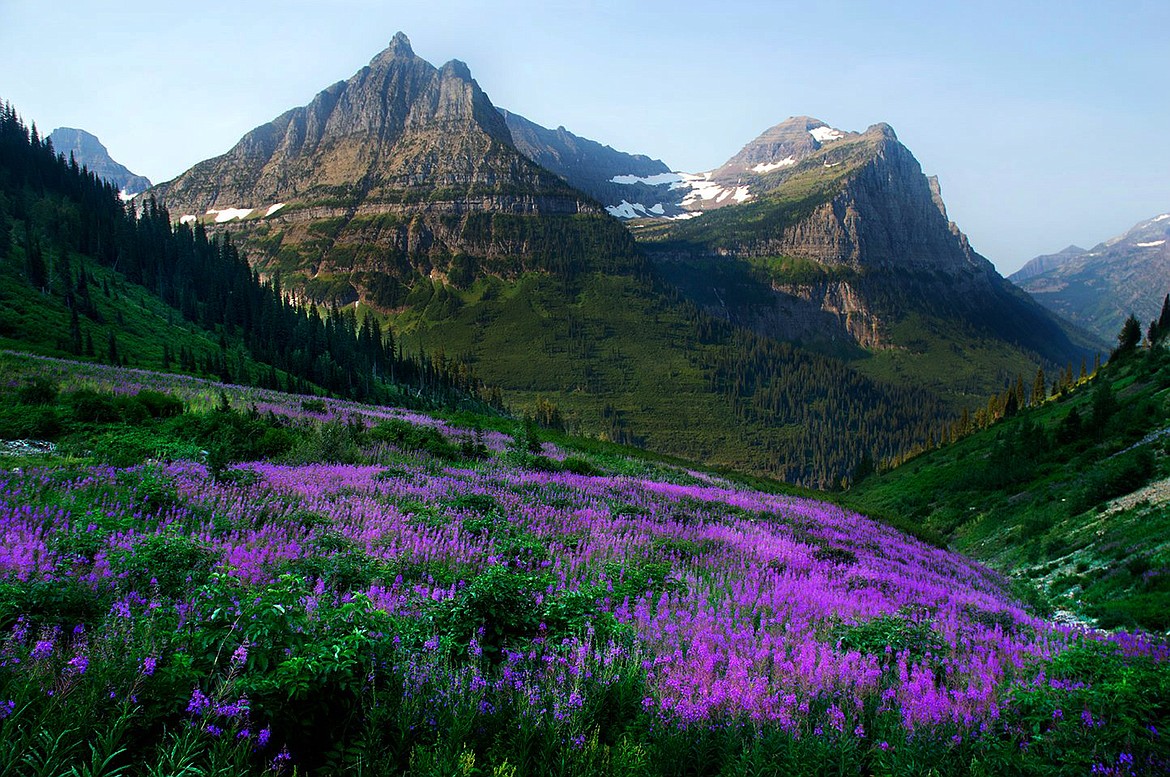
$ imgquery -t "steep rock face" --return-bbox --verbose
[1010,245,1086,283]
[637,121,1091,368]
[1012,214,1170,340]
[47,127,151,196]
[152,33,579,216]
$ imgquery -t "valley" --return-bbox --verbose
[1,18,1167,777]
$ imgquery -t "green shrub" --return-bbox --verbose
[66,388,123,423]
[561,456,600,476]
[108,532,218,598]
[16,376,58,405]
[0,403,61,439]
[369,419,461,460]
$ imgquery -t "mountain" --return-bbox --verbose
[138,39,1096,487]
[1009,244,1085,283]
[498,109,679,217]
[1011,213,1170,341]
[631,117,1099,402]
[47,127,151,196]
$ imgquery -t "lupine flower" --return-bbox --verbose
[141,656,157,676]
[64,655,88,676]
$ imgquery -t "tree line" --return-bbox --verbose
[0,101,490,409]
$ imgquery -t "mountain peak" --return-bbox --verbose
[865,122,898,141]
[368,32,416,67]
[387,31,413,56]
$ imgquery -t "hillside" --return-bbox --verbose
[1,354,1167,775]
[1012,213,1170,341]
[846,336,1170,634]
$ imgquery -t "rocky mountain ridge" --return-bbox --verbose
[1011,213,1170,340]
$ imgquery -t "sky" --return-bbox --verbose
[1,0,1166,274]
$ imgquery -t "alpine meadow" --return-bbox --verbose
[0,10,1168,777]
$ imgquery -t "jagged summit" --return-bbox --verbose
[387,31,413,56]
[147,33,579,219]
[716,116,852,177]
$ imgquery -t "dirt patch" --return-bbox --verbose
[1106,475,1170,515]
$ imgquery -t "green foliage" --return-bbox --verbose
[830,613,946,663]
[369,419,462,461]
[848,354,1170,631]
[16,376,58,405]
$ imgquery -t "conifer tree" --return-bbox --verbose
[1031,367,1046,406]
[1114,314,1142,358]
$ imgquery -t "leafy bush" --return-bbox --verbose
[67,388,121,423]
[0,402,61,439]
[107,532,218,598]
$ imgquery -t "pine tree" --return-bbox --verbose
[106,331,118,364]
[1114,314,1142,358]
[1159,294,1170,335]
[68,308,83,355]
[1031,367,1046,405]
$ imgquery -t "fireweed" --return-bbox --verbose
[0,361,1167,774]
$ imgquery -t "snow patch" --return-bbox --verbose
[606,201,668,219]
[809,126,845,143]
[751,157,796,173]
[678,173,729,205]
[264,203,286,217]
[733,186,751,203]
[179,215,197,225]
[1153,214,1170,222]
[1136,240,1166,247]
[610,172,684,186]
[118,190,137,202]
[207,207,254,223]
[667,212,702,220]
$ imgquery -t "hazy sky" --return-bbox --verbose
[2,0,1166,273]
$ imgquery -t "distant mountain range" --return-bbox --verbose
[138,32,1097,485]
[1011,214,1170,341]
[47,127,151,197]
